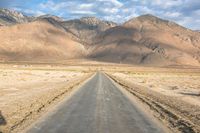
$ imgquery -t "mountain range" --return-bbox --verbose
[0,8,200,67]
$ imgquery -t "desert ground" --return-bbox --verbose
[0,63,93,133]
[109,68,200,106]
[0,62,200,133]
[106,66,200,132]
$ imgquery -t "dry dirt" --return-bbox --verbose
[112,72,200,106]
[1,62,200,133]
[107,69,200,133]
[0,64,93,133]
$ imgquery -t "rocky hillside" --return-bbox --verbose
[0,8,30,26]
[90,14,200,66]
[36,14,64,22]
[61,17,117,45]
[0,9,200,67]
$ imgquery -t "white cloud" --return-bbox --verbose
[97,0,123,7]
[193,9,200,16]
[70,10,96,15]
[24,9,45,16]
[122,8,130,13]
[79,3,94,10]
[139,6,156,14]
[153,0,182,9]
[39,0,68,11]
[100,7,119,14]
[164,12,182,18]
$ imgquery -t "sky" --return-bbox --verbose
[0,0,200,30]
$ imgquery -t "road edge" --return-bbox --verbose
[16,73,96,133]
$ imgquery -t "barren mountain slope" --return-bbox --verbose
[0,20,86,61]
[1,9,200,67]
[0,8,30,26]
[61,17,117,45]
[37,14,64,22]
[89,14,200,66]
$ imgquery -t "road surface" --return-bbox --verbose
[26,72,167,133]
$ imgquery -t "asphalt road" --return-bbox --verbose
[27,72,166,133]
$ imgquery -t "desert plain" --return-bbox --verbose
[0,61,199,133]
[0,62,93,133]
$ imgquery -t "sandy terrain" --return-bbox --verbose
[111,72,200,106]
[0,64,92,133]
[108,70,200,132]
[0,62,200,133]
